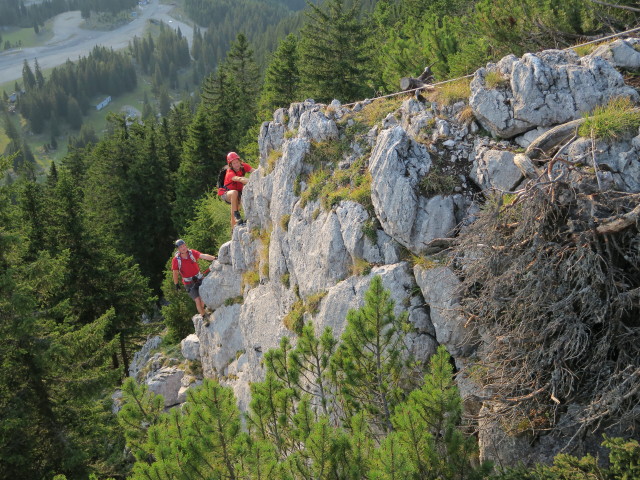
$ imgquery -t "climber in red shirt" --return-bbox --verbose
[172,239,216,318]
[218,151,252,228]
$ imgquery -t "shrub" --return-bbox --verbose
[283,299,305,333]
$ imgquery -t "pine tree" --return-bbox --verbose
[330,275,413,433]
[34,58,45,88]
[266,322,337,416]
[126,379,246,480]
[298,0,373,103]
[384,345,492,480]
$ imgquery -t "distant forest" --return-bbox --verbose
[1,1,639,477]
[0,0,137,28]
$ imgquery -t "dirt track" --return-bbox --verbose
[0,0,194,85]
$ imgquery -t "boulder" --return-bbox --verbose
[470,50,639,138]
[589,38,640,71]
[180,334,200,361]
[470,148,523,192]
[146,367,184,407]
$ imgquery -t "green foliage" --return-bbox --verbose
[125,379,246,480]
[259,33,301,119]
[298,0,374,103]
[578,96,640,141]
[330,275,413,432]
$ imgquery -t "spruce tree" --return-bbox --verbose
[298,0,373,103]
[226,33,260,136]
[22,59,36,90]
[259,33,300,118]
[172,105,216,231]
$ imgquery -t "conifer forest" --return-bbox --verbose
[1,0,639,479]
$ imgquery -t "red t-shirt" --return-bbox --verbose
[217,162,252,196]
[172,249,201,283]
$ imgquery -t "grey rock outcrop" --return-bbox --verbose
[369,126,465,253]
[180,334,200,361]
[147,367,184,407]
[130,42,640,466]
[470,50,639,138]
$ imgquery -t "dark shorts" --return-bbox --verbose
[184,281,201,300]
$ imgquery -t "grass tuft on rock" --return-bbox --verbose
[578,96,640,141]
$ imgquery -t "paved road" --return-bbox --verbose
[0,0,195,85]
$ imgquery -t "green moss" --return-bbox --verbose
[281,273,290,288]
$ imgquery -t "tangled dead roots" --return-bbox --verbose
[453,182,640,445]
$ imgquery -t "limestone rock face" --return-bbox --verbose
[288,203,351,298]
[470,49,639,138]
[369,126,464,253]
[200,262,242,311]
[470,148,523,192]
[194,304,245,378]
[147,367,184,407]
[131,44,640,466]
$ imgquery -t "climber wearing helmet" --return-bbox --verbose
[218,151,252,228]
[172,239,217,318]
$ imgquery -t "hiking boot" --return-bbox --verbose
[233,210,242,222]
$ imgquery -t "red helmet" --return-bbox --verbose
[227,152,240,164]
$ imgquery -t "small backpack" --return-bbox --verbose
[217,165,245,193]
[217,166,229,192]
